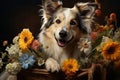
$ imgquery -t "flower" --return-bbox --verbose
[13,35,19,44]
[109,13,117,22]
[78,38,92,56]
[90,32,98,40]
[101,40,120,61]
[19,54,35,69]
[95,9,102,17]
[0,58,3,69]
[97,25,104,32]
[19,29,34,52]
[5,62,21,74]
[3,40,8,47]
[62,59,80,77]
[37,58,45,66]
[6,44,20,55]
[113,29,120,41]
[31,39,41,50]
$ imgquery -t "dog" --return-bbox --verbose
[38,0,96,72]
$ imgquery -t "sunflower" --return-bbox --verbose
[19,29,34,52]
[62,59,80,77]
[101,41,120,61]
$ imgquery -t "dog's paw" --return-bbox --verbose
[45,58,60,72]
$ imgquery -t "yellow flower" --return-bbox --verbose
[19,29,34,52]
[101,41,120,61]
[62,59,80,77]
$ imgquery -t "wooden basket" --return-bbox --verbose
[17,63,106,80]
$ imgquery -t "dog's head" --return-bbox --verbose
[40,0,96,47]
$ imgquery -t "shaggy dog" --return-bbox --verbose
[39,0,96,72]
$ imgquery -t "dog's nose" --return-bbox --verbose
[59,30,67,38]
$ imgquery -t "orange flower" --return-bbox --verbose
[95,9,102,17]
[90,32,98,40]
[101,41,120,61]
[109,13,117,22]
[97,26,104,33]
[19,29,34,52]
[62,59,80,77]
[3,40,8,46]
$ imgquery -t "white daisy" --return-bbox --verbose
[78,38,92,56]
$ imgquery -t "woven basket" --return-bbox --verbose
[17,64,104,80]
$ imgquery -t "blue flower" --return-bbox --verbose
[19,54,35,69]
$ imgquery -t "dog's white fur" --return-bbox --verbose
[39,0,95,72]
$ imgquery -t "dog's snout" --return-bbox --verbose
[59,30,67,38]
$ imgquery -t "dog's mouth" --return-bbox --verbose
[54,34,73,47]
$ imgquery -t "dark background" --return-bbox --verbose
[0,0,120,50]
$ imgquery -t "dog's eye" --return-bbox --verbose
[70,20,76,25]
[56,19,61,24]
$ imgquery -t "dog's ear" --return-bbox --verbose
[76,2,96,18]
[42,0,62,20]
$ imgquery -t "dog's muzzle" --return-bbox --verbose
[55,30,73,47]
[59,30,67,38]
